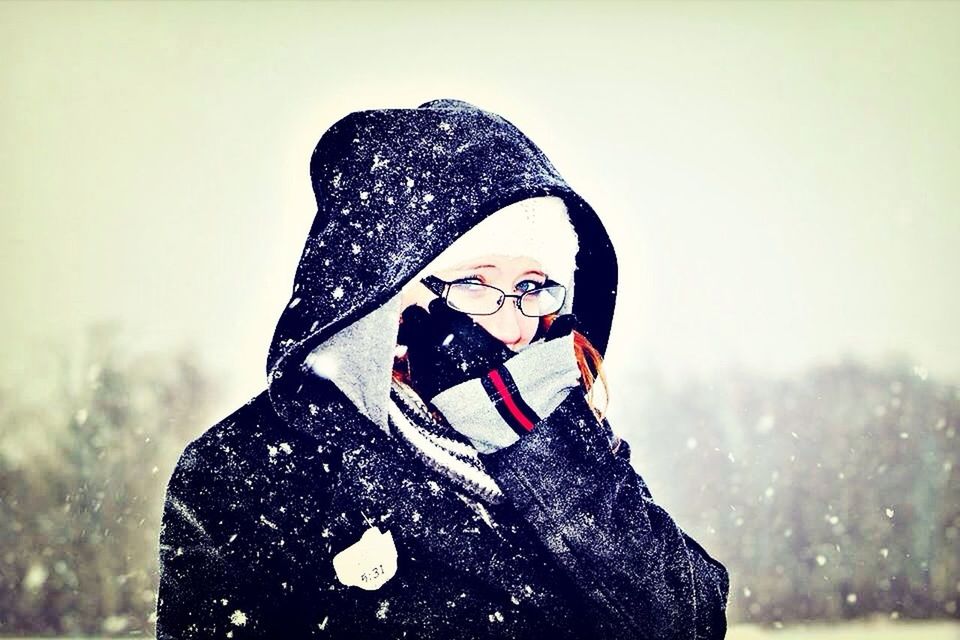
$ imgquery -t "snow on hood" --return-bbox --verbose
[266,99,618,436]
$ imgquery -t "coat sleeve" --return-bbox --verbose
[479,388,730,640]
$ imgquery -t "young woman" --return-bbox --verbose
[157,99,729,639]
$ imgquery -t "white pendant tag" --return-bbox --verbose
[332,527,398,591]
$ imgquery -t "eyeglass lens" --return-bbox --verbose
[520,287,565,316]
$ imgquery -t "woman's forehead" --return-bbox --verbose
[441,254,545,273]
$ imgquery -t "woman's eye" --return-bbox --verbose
[453,276,485,290]
[516,279,545,293]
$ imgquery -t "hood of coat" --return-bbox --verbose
[266,99,617,437]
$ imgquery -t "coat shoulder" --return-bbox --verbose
[188,389,279,453]
[163,389,338,531]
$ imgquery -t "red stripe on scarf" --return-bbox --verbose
[487,369,536,432]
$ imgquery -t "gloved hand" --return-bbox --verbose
[397,298,516,402]
[429,313,583,453]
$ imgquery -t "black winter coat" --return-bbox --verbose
[156,99,730,639]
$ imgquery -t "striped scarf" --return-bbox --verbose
[387,378,505,505]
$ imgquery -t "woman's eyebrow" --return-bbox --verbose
[448,263,497,271]
[448,265,545,276]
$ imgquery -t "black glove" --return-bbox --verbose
[426,311,582,453]
[538,313,577,343]
[397,299,516,401]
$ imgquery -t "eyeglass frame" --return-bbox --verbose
[420,275,567,317]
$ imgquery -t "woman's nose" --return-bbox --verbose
[481,301,524,348]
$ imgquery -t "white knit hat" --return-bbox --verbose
[415,196,579,286]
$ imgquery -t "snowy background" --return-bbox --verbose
[1,1,958,636]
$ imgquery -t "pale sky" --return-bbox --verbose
[2,1,958,415]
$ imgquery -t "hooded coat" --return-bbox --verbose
[156,99,730,639]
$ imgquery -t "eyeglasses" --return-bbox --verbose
[420,275,567,317]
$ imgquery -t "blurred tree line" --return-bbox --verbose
[617,358,959,626]
[0,326,957,635]
[0,325,217,636]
